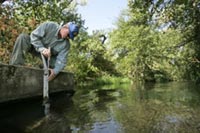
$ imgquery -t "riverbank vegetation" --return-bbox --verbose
[0,0,199,84]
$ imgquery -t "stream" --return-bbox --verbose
[0,81,200,133]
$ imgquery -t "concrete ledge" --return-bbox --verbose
[0,63,74,103]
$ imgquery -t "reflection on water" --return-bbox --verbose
[0,82,200,133]
[43,102,50,116]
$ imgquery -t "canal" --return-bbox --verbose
[0,81,200,133]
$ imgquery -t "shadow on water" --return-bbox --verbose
[0,82,200,133]
[0,92,74,133]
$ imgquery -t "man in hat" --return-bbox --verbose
[9,21,79,81]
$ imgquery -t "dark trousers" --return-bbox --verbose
[9,33,39,65]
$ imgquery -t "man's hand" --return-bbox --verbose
[48,69,56,81]
[42,48,51,58]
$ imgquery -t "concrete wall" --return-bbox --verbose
[0,63,74,103]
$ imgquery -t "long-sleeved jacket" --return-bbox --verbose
[30,21,70,75]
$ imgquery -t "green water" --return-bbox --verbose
[0,82,200,133]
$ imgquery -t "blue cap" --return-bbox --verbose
[68,22,79,40]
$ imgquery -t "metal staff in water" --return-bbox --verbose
[41,47,50,99]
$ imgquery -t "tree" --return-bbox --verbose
[108,0,184,82]
[68,30,119,81]
[151,0,200,82]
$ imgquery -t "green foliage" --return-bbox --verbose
[14,0,82,32]
[107,0,200,83]
[147,0,200,82]
[68,31,119,82]
[109,1,190,82]
[1,0,200,83]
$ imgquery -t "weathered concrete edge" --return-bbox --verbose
[0,63,74,103]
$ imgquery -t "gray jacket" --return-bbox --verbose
[30,21,70,74]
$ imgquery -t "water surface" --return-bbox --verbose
[0,82,200,133]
